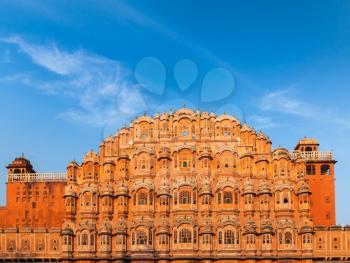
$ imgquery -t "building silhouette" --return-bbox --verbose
[0,108,347,262]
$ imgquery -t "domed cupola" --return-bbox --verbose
[198,146,213,160]
[199,181,212,196]
[157,179,170,196]
[243,220,257,234]
[116,218,127,235]
[260,218,274,234]
[82,150,99,164]
[98,221,112,235]
[64,185,77,198]
[115,181,129,197]
[100,182,114,197]
[7,154,36,174]
[158,146,171,160]
[258,181,272,195]
[297,183,311,195]
[243,180,255,195]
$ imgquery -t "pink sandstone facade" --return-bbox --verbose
[0,108,348,262]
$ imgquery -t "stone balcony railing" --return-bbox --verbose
[7,172,67,182]
[290,151,334,161]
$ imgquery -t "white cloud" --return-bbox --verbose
[2,35,146,127]
[260,88,316,117]
[260,87,350,129]
[247,115,288,129]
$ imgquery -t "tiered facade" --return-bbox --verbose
[0,108,348,263]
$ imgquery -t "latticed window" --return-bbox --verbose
[90,234,94,246]
[137,231,147,245]
[140,128,148,140]
[140,157,147,169]
[179,191,191,204]
[218,231,222,244]
[224,230,234,244]
[138,192,148,205]
[234,191,239,205]
[81,233,88,246]
[203,234,211,244]
[302,233,312,244]
[179,152,191,168]
[179,229,192,243]
[245,194,253,204]
[246,234,255,244]
[306,165,316,175]
[149,192,153,205]
[223,127,230,136]
[224,191,233,204]
[262,234,271,244]
[285,231,293,244]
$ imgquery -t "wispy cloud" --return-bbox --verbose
[259,87,317,117]
[259,87,350,129]
[247,115,288,129]
[1,35,147,128]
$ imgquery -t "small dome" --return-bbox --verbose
[272,148,291,160]
[243,220,257,234]
[7,155,35,173]
[241,123,253,132]
[100,183,114,197]
[64,186,77,198]
[258,182,271,195]
[198,146,213,160]
[62,225,74,236]
[67,160,79,168]
[116,219,127,234]
[199,181,212,196]
[83,150,99,164]
[243,180,255,195]
[157,177,170,196]
[300,225,313,233]
[200,225,214,235]
[115,182,128,197]
[158,146,171,160]
[260,219,273,234]
[298,183,311,195]
[98,221,112,235]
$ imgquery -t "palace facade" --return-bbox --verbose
[0,108,348,263]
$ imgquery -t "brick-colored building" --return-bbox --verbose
[0,108,349,262]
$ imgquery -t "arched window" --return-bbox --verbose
[234,191,239,205]
[321,165,330,175]
[179,229,192,243]
[306,165,316,175]
[179,191,191,204]
[285,231,293,244]
[90,233,94,246]
[223,191,233,204]
[138,192,148,205]
[140,157,146,169]
[217,192,221,204]
[137,231,147,245]
[224,230,234,244]
[81,233,88,246]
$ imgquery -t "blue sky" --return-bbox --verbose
[1,0,350,224]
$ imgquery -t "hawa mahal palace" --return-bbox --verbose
[0,108,348,263]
